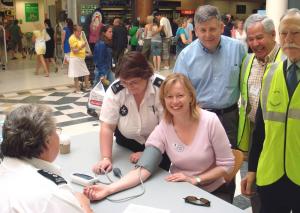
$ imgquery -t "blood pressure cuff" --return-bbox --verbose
[135,146,162,174]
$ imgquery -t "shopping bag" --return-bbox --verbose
[87,81,105,111]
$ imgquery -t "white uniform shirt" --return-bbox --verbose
[160,17,173,38]
[100,74,164,144]
[0,157,84,213]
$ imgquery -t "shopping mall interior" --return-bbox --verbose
[0,0,300,212]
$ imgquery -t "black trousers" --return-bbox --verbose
[257,176,300,213]
[114,128,171,171]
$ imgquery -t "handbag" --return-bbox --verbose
[160,30,166,38]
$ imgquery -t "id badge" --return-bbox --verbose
[249,86,260,96]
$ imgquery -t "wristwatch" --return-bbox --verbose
[194,176,201,185]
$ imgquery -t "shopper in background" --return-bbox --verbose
[93,25,114,88]
[142,15,154,59]
[62,18,73,66]
[68,25,90,93]
[33,23,49,77]
[153,12,173,70]
[128,19,139,51]
[44,19,59,73]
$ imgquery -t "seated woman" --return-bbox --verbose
[85,73,235,202]
[0,104,92,213]
[92,51,170,174]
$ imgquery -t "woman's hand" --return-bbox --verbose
[165,172,194,184]
[83,184,111,201]
[92,158,112,174]
[74,192,93,213]
[129,151,142,164]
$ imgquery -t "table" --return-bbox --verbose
[55,132,245,213]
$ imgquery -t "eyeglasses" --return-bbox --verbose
[56,127,62,135]
[183,196,210,207]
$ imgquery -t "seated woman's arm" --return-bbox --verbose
[85,145,162,201]
[84,167,151,201]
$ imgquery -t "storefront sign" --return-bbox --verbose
[25,3,39,22]
[1,0,13,7]
[181,10,195,15]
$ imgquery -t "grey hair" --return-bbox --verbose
[1,104,55,159]
[194,5,221,24]
[280,8,300,20]
[244,14,275,34]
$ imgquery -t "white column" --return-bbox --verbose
[67,0,77,24]
[266,0,288,42]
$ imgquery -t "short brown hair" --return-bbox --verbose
[115,51,154,80]
[159,73,200,123]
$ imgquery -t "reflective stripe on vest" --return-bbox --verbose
[240,54,253,108]
[258,61,300,186]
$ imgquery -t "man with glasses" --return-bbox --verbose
[241,8,300,212]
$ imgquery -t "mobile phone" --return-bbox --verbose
[70,173,98,186]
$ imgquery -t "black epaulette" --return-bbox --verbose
[111,81,125,94]
[38,169,67,185]
[153,76,164,88]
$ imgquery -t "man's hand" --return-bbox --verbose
[241,171,256,196]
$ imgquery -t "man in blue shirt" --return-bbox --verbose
[174,5,246,149]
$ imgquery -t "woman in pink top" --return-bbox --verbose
[84,73,234,202]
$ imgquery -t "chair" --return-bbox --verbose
[224,149,244,182]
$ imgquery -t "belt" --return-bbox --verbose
[204,104,238,115]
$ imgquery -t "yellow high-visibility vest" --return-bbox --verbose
[257,60,300,186]
[237,48,285,151]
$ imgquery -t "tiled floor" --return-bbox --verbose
[0,56,252,212]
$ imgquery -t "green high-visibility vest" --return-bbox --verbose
[237,48,285,151]
[257,60,300,186]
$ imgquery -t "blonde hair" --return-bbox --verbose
[159,73,200,123]
[146,15,154,24]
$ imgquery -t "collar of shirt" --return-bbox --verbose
[25,157,62,175]
[256,42,280,66]
[199,39,222,54]
[287,59,300,81]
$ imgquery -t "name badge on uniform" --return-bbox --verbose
[173,143,184,152]
[119,105,128,116]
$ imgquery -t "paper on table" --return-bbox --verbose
[123,204,170,213]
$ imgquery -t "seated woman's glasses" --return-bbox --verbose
[183,196,210,207]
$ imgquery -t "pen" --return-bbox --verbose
[152,105,155,114]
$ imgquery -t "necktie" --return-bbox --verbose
[286,63,298,97]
